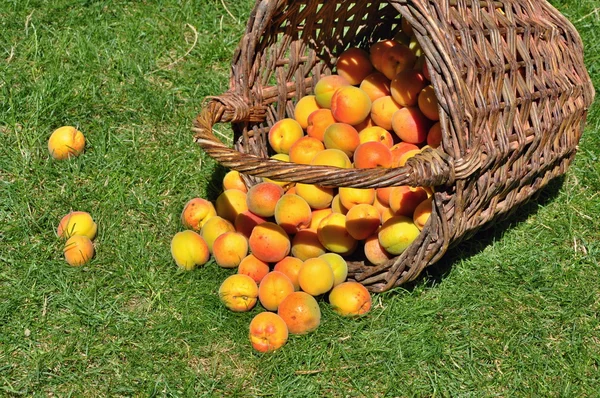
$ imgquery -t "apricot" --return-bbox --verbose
[268,118,305,154]
[295,183,334,210]
[418,85,440,121]
[48,126,85,160]
[212,231,249,269]
[289,136,325,165]
[200,215,235,253]
[318,252,348,287]
[427,122,442,148]
[390,69,427,107]
[277,291,321,334]
[298,257,335,296]
[359,72,391,102]
[238,254,270,284]
[328,282,372,316]
[375,186,393,207]
[258,271,295,312]
[377,43,416,80]
[370,40,400,72]
[317,212,357,255]
[378,215,421,255]
[234,210,267,239]
[331,194,349,215]
[291,229,326,261]
[249,312,289,352]
[57,211,97,240]
[246,181,284,218]
[181,198,217,231]
[306,108,336,142]
[330,86,372,126]
[370,96,402,130]
[338,186,376,209]
[358,126,394,148]
[345,203,381,240]
[170,230,210,271]
[222,169,248,192]
[313,75,350,109]
[364,231,394,266]
[395,148,421,168]
[388,185,429,217]
[219,274,259,312]
[390,142,420,166]
[353,115,375,132]
[310,148,352,169]
[413,197,433,230]
[391,107,431,145]
[308,208,333,231]
[248,222,290,263]
[274,256,304,291]
[353,141,393,169]
[294,95,321,129]
[323,123,361,158]
[215,189,248,223]
[274,194,312,235]
[335,47,373,85]
[63,235,95,267]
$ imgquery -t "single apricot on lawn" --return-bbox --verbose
[277,291,321,334]
[249,312,289,352]
[238,254,271,284]
[170,230,210,270]
[57,211,97,240]
[328,282,372,316]
[258,271,295,311]
[63,235,95,267]
[181,198,217,231]
[274,256,304,291]
[212,231,249,268]
[219,274,259,312]
[248,222,291,263]
[48,126,85,160]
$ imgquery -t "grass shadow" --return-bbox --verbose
[398,175,566,292]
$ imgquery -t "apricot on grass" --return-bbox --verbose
[258,271,295,312]
[248,222,291,263]
[249,312,289,353]
[246,181,285,218]
[212,231,248,269]
[57,211,97,240]
[181,198,217,231]
[170,230,210,271]
[48,126,85,160]
[238,254,270,284]
[291,229,327,261]
[328,282,372,317]
[318,252,348,287]
[274,256,304,291]
[215,189,248,223]
[274,194,312,235]
[277,291,321,334]
[63,235,95,267]
[219,274,259,312]
[200,216,235,253]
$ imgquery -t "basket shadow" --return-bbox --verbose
[397,175,566,292]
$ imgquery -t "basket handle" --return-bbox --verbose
[193,94,456,188]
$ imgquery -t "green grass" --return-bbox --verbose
[1,0,599,396]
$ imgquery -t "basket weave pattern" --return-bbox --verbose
[193,0,594,292]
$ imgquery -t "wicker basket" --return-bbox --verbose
[193,0,594,292]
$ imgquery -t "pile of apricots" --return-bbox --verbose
[171,22,441,353]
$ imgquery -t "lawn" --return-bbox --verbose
[1,0,599,396]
